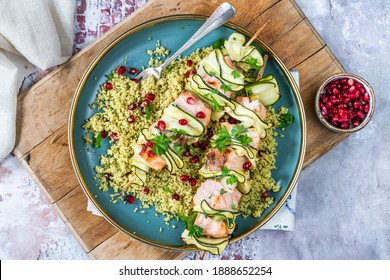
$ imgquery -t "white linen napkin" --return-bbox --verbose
[88,71,301,232]
[0,0,75,161]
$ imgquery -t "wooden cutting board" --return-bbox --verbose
[13,0,346,260]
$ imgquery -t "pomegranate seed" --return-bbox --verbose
[112,132,119,142]
[196,111,206,119]
[146,93,155,100]
[353,119,360,126]
[192,142,200,148]
[341,122,349,129]
[147,150,154,158]
[348,86,356,93]
[186,60,193,67]
[187,97,195,104]
[228,117,237,124]
[363,93,370,102]
[261,192,269,198]
[200,141,208,150]
[143,188,150,194]
[190,156,199,163]
[357,111,365,119]
[341,78,347,84]
[146,141,153,148]
[139,99,151,108]
[128,68,138,75]
[131,78,139,83]
[179,119,188,125]
[347,78,354,86]
[126,195,135,204]
[128,115,135,123]
[117,66,126,75]
[183,150,191,157]
[189,178,196,187]
[104,173,111,181]
[180,175,190,181]
[207,130,214,138]
[101,131,108,138]
[184,69,197,78]
[157,120,166,130]
[106,83,113,90]
[359,87,366,94]
[128,103,137,110]
[364,104,370,113]
[172,193,180,201]
[243,161,252,171]
[219,117,226,123]
[332,88,340,95]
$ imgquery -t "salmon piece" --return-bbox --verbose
[221,123,261,150]
[174,91,212,127]
[205,148,248,172]
[139,144,166,172]
[236,96,266,121]
[224,56,240,71]
[194,213,229,238]
[193,179,242,211]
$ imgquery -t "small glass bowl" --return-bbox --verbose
[315,73,375,133]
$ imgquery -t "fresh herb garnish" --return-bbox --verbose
[246,58,260,71]
[221,166,230,176]
[209,71,217,76]
[231,203,237,210]
[172,142,182,154]
[215,127,231,151]
[219,188,227,195]
[213,38,225,50]
[220,84,232,93]
[205,91,222,112]
[105,74,113,80]
[144,103,155,120]
[170,128,187,135]
[94,132,102,148]
[215,125,252,151]
[278,112,294,128]
[231,70,241,79]
[150,134,170,155]
[178,213,203,238]
[163,186,172,193]
[226,174,239,185]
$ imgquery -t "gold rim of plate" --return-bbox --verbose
[68,15,307,252]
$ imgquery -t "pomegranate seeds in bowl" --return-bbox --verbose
[315,73,375,133]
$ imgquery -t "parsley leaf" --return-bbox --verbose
[105,74,113,80]
[236,134,252,146]
[231,70,241,79]
[151,134,170,155]
[178,213,203,238]
[220,84,232,93]
[94,132,102,148]
[220,188,227,195]
[205,91,222,112]
[278,112,294,128]
[226,174,239,185]
[246,58,260,71]
[172,142,182,154]
[163,186,172,193]
[215,127,231,151]
[170,128,187,135]
[231,125,248,138]
[221,166,230,176]
[213,38,225,50]
[144,103,155,120]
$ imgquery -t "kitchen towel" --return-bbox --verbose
[88,71,300,232]
[0,0,75,161]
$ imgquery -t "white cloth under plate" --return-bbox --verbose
[88,71,301,232]
[0,0,75,161]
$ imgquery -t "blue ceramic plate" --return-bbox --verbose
[69,15,306,251]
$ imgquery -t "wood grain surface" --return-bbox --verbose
[13,0,347,259]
